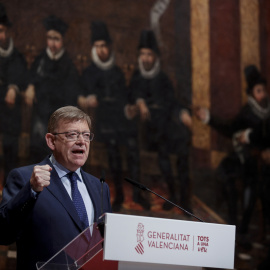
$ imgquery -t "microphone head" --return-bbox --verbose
[100,177,105,183]
[100,170,106,183]
[124,177,147,191]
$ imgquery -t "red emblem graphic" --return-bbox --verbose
[135,223,144,254]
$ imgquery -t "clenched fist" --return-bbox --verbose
[30,165,52,193]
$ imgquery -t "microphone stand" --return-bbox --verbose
[125,177,204,222]
[98,171,106,237]
[100,177,104,220]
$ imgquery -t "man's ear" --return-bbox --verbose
[45,133,55,151]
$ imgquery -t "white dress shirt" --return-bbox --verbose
[50,155,94,227]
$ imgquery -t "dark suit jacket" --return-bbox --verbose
[0,156,112,270]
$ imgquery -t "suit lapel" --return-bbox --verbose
[81,170,99,222]
[43,157,85,231]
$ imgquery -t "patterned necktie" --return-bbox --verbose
[68,172,89,230]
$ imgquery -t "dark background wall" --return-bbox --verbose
[3,0,178,76]
[0,0,270,179]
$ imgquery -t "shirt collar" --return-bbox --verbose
[50,155,83,181]
[138,56,160,79]
[91,46,115,71]
[0,38,14,57]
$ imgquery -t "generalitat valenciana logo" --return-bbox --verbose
[135,223,144,254]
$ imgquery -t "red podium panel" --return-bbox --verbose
[81,249,118,270]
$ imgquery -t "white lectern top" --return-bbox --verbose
[104,213,235,269]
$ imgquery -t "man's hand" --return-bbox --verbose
[235,131,246,144]
[180,111,193,130]
[261,149,270,164]
[125,104,138,119]
[78,95,98,110]
[5,87,17,108]
[24,84,35,106]
[137,100,150,121]
[30,165,52,193]
[234,129,252,144]
[193,106,208,122]
[86,95,98,108]
[77,95,87,110]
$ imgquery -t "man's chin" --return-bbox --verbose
[0,41,8,49]
[50,49,61,55]
[259,99,269,108]
[143,63,153,71]
[68,161,86,172]
[100,57,109,62]
[73,157,87,167]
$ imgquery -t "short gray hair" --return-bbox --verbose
[48,106,91,133]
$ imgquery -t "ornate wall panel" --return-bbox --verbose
[191,0,211,150]
[209,0,241,152]
[240,0,260,103]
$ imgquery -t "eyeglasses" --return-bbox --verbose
[53,131,94,142]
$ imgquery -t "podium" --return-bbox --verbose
[36,213,236,270]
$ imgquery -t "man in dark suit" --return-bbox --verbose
[0,3,27,183]
[129,30,192,211]
[79,21,149,211]
[195,65,268,245]
[25,15,80,163]
[0,106,112,270]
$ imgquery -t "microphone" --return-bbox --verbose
[125,177,148,191]
[124,177,204,222]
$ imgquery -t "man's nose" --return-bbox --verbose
[0,33,6,41]
[76,133,86,143]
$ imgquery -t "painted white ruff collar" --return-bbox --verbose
[46,47,65,60]
[247,95,270,119]
[0,38,14,57]
[91,46,115,71]
[138,57,160,79]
